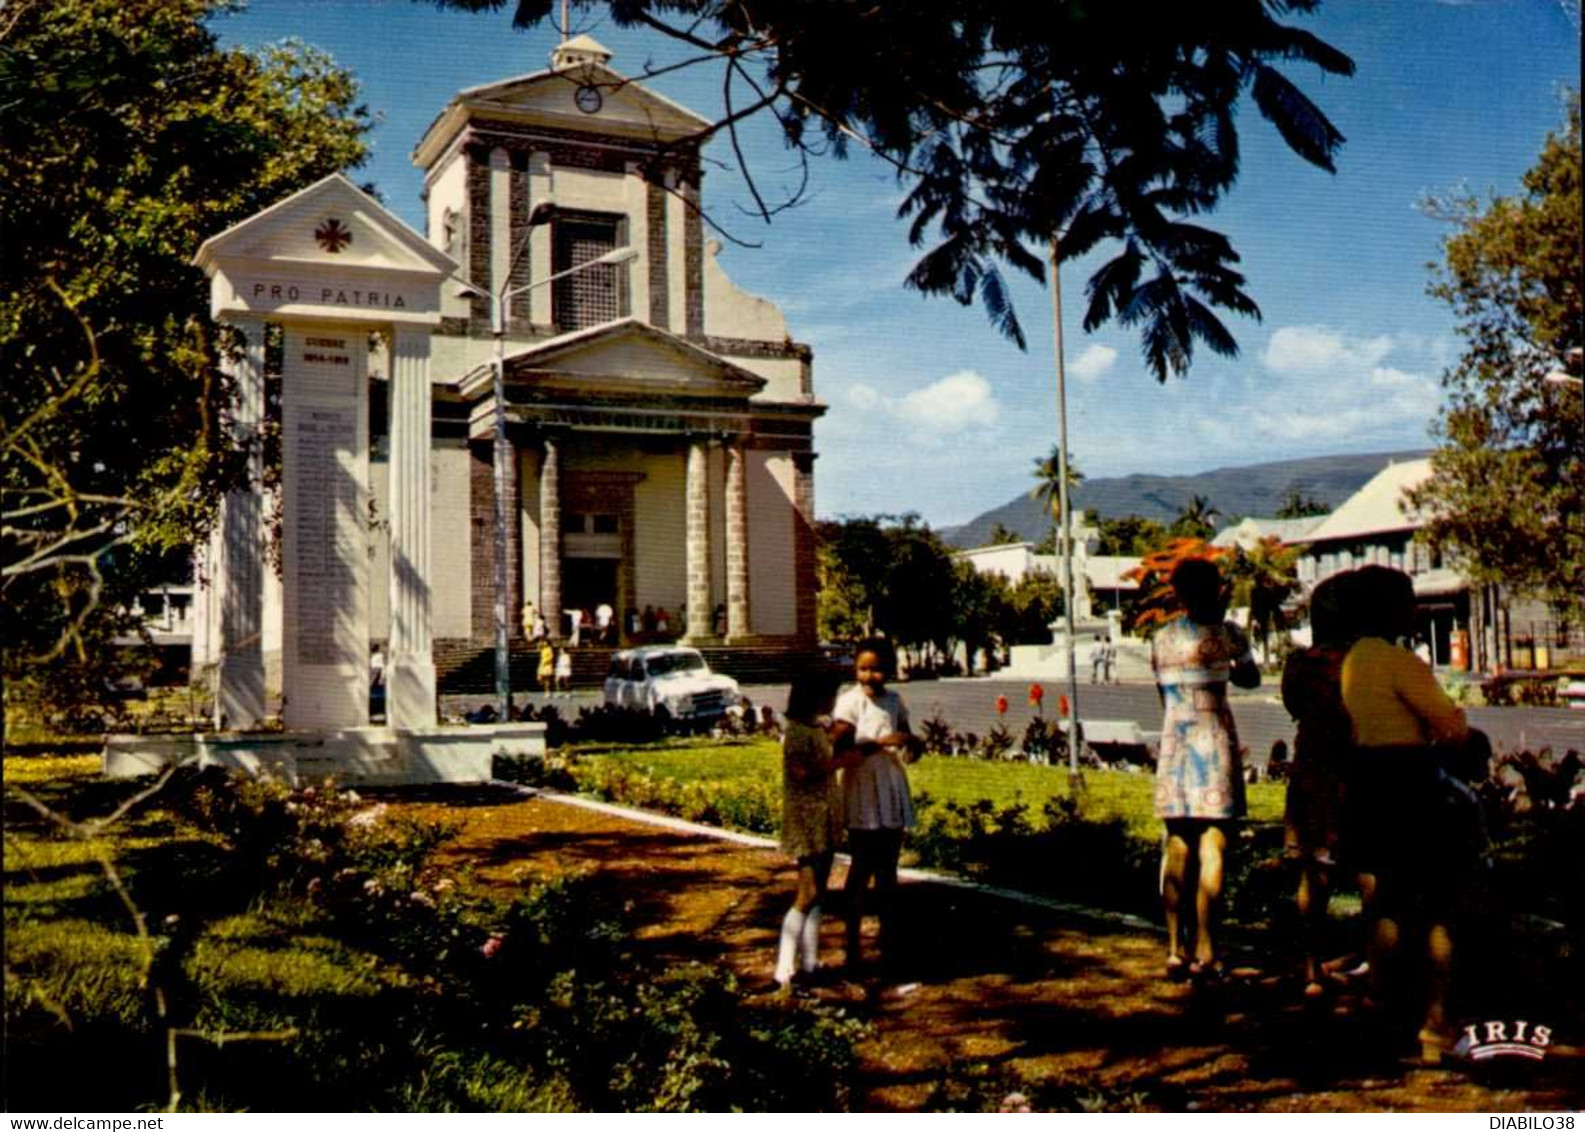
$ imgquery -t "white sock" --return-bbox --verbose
[775,906,806,984]
[800,904,822,973]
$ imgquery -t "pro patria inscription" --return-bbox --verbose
[239,283,410,310]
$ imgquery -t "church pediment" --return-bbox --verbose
[414,51,711,168]
[195,174,457,323]
[466,63,708,138]
[490,319,767,400]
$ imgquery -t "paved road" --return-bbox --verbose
[858,678,1585,767]
[447,677,1585,766]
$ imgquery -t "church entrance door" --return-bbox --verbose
[563,557,619,643]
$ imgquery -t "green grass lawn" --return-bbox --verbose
[571,737,1286,841]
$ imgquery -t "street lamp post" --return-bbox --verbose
[459,240,639,723]
[1048,237,1083,787]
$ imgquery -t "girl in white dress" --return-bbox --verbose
[831,638,921,975]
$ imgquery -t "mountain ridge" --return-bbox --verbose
[941,449,1429,548]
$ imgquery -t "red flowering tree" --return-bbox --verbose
[1123,538,1230,633]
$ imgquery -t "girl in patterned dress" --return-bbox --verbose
[772,671,853,992]
[1151,558,1260,980]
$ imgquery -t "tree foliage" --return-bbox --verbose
[1029,445,1084,525]
[1123,538,1227,634]
[817,515,1061,669]
[427,0,1354,378]
[1090,514,1169,557]
[1,0,371,696]
[1225,535,1301,656]
[1169,494,1221,540]
[1409,93,1583,617]
[1274,487,1331,518]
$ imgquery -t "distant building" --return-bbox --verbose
[955,530,1140,623]
[1211,515,1326,552]
[1288,458,1576,673]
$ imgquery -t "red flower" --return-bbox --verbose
[1058,694,1070,718]
[995,694,1009,715]
[1028,683,1044,707]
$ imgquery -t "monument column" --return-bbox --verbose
[214,315,267,730]
[386,325,437,728]
[280,325,370,729]
[724,440,752,640]
[538,434,562,639]
[685,439,712,640]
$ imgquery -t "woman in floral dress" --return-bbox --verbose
[1151,558,1260,980]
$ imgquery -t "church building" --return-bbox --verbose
[193,36,823,695]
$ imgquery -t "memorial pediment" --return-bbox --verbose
[491,318,767,400]
[195,174,457,325]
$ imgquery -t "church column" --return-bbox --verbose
[791,452,818,648]
[539,434,562,639]
[685,438,712,640]
[724,440,751,640]
[214,315,266,730]
[386,325,436,728]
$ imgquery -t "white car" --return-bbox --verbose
[602,646,741,724]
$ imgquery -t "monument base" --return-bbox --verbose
[1002,638,1153,682]
[103,723,545,786]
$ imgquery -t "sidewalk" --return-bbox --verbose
[397,787,1582,1112]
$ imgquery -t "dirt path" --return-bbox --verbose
[398,787,1581,1113]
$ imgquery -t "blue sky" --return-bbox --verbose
[216,0,1581,527]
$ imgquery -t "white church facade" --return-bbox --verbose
[193,36,822,700]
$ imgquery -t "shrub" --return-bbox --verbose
[923,1060,1153,1113]
[6,762,868,1111]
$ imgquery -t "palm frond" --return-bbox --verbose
[978,263,1027,351]
[1248,62,1345,172]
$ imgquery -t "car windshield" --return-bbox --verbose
[646,652,705,677]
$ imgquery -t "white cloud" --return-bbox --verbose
[847,383,884,411]
[897,371,1000,432]
[1370,366,1421,388]
[1189,328,1444,450]
[841,370,1001,443]
[1261,325,1395,375]
[1070,344,1118,384]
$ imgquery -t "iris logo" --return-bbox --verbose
[1459,1019,1552,1062]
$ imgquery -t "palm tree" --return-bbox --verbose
[1230,536,1301,658]
[1030,445,1084,523]
[1171,494,1221,539]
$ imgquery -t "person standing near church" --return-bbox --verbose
[554,647,572,696]
[595,602,614,645]
[521,600,539,642]
[537,639,555,697]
